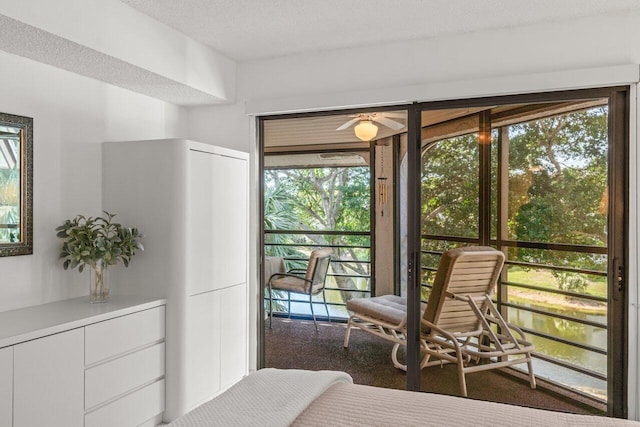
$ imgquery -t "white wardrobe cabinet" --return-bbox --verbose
[103,139,250,422]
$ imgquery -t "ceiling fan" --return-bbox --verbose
[336,112,406,141]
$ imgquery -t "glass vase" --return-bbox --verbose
[89,260,109,303]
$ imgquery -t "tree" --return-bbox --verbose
[264,166,371,302]
[419,106,609,296]
[420,133,479,293]
[510,108,608,293]
[421,134,479,239]
[264,185,304,258]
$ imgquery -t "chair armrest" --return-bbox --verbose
[268,272,312,283]
[420,319,463,345]
[287,268,307,275]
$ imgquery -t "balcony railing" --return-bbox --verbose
[264,229,372,320]
[420,234,608,403]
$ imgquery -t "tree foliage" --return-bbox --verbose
[420,106,609,294]
[264,166,371,299]
[265,106,609,303]
[421,134,479,238]
[510,108,608,293]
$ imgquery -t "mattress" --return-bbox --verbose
[294,382,638,427]
[168,369,640,427]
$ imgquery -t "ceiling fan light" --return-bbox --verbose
[354,120,378,141]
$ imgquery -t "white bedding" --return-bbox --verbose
[166,368,353,427]
[168,368,640,427]
[294,382,639,427]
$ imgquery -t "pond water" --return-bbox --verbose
[509,301,607,400]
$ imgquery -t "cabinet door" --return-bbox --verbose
[187,151,248,294]
[187,149,216,295]
[185,290,221,409]
[212,154,248,290]
[14,328,84,427]
[0,346,12,427]
[219,282,248,389]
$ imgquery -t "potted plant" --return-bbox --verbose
[56,211,144,303]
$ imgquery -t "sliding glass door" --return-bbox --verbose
[406,87,628,416]
[256,87,628,416]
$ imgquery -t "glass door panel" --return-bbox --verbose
[421,130,481,300]
[501,104,610,400]
[414,93,627,414]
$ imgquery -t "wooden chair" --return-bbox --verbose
[344,246,536,396]
[267,248,332,331]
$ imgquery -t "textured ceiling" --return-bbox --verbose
[121,0,640,61]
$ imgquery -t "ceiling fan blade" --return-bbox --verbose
[372,116,405,130]
[380,112,406,119]
[336,117,361,131]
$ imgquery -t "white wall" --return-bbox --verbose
[184,9,640,415]
[188,103,249,151]
[189,10,640,146]
[240,11,640,103]
[0,50,186,312]
[0,0,236,102]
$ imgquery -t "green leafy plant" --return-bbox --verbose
[56,211,144,272]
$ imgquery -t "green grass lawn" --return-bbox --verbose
[505,267,607,315]
[507,267,607,298]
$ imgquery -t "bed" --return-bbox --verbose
[167,368,639,427]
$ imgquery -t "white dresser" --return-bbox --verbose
[0,296,166,427]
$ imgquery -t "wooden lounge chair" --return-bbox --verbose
[343,246,536,396]
[267,248,333,331]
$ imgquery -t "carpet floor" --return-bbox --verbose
[265,318,605,416]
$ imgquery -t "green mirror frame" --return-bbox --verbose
[0,112,33,256]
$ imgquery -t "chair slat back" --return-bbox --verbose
[306,248,333,293]
[422,247,504,334]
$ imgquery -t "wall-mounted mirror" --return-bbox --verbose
[0,112,32,256]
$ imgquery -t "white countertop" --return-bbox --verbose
[0,295,166,349]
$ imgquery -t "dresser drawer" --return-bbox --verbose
[85,342,165,409]
[85,306,165,365]
[85,379,164,427]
